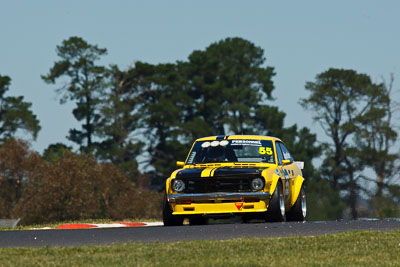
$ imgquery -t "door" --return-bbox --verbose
[275,142,295,203]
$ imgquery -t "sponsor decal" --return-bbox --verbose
[187,152,196,163]
[231,140,262,146]
[284,169,289,179]
[235,202,243,210]
[283,169,290,198]
[283,152,291,160]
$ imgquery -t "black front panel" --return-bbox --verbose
[182,177,253,193]
[176,167,263,179]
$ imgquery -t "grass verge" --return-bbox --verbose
[1,230,400,266]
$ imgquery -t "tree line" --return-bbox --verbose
[0,36,399,223]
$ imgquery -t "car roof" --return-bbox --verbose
[195,135,282,142]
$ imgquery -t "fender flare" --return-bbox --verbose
[290,175,305,207]
[165,169,183,194]
[165,178,172,194]
[267,173,282,196]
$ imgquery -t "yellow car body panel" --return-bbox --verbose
[172,200,269,215]
[289,175,305,207]
[166,169,183,195]
[261,168,281,195]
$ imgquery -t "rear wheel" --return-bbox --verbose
[286,185,306,221]
[264,181,285,222]
[162,194,184,226]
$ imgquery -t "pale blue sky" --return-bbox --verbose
[1,1,399,153]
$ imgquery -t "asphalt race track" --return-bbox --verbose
[1,219,400,248]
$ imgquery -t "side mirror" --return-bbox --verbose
[176,161,185,167]
[282,159,291,165]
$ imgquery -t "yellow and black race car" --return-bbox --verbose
[163,135,306,226]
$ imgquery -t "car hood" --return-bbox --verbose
[175,166,268,179]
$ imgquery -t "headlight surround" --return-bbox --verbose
[172,179,185,193]
[251,177,264,191]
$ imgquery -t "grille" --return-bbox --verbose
[182,177,254,193]
[195,163,258,168]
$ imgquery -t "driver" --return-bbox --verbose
[206,146,226,162]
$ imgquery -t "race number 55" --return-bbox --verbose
[259,147,272,155]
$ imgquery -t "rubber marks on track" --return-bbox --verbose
[58,222,163,229]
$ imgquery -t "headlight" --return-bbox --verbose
[172,179,185,193]
[251,178,264,191]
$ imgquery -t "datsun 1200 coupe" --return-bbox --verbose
[163,135,306,226]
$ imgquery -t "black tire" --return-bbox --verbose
[162,194,184,226]
[286,185,306,221]
[189,216,207,225]
[264,181,285,222]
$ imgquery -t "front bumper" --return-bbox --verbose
[167,192,270,203]
[167,192,271,215]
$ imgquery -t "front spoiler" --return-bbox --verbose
[167,192,271,203]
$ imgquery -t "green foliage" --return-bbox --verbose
[306,175,345,220]
[300,68,394,219]
[95,65,144,182]
[253,105,286,136]
[184,37,276,135]
[370,185,400,218]
[0,75,40,141]
[135,62,192,187]
[42,143,72,162]
[353,75,399,200]
[42,36,108,151]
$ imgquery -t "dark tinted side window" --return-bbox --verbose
[278,142,293,163]
[275,142,284,165]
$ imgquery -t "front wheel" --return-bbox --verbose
[264,181,285,222]
[286,185,306,221]
[162,194,184,226]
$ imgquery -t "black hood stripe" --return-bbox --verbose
[176,167,266,179]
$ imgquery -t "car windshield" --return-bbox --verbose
[186,139,275,164]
